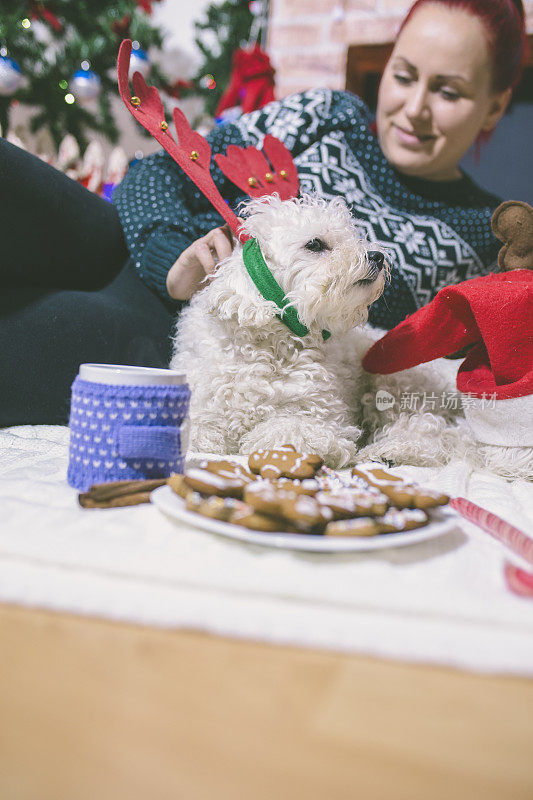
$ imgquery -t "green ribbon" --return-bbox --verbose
[242,238,331,342]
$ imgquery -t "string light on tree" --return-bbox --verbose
[200,73,217,90]
[69,65,102,103]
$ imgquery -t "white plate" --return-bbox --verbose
[151,485,459,553]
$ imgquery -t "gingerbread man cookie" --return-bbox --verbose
[351,464,449,509]
[377,508,429,533]
[231,506,288,532]
[325,507,428,536]
[279,493,333,533]
[248,445,323,479]
[243,482,332,533]
[183,467,248,498]
[185,491,247,522]
[269,477,320,495]
[200,459,255,483]
[316,489,389,520]
[167,473,189,499]
[325,517,383,537]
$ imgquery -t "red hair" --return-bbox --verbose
[399,0,528,93]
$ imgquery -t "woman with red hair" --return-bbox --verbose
[0,0,528,424]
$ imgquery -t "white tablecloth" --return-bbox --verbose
[1,425,532,675]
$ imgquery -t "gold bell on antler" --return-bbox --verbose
[248,176,258,187]
[264,172,274,183]
[160,120,168,131]
[280,170,288,179]
[130,96,141,107]
[190,150,199,161]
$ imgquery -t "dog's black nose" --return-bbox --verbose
[368,251,385,268]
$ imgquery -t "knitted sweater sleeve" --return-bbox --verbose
[113,123,246,303]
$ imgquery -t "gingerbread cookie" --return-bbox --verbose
[248,445,323,479]
[243,482,332,533]
[231,506,287,532]
[325,517,383,537]
[199,459,255,483]
[167,473,189,499]
[270,477,320,495]
[351,464,449,509]
[183,467,249,498]
[316,489,389,520]
[185,490,205,513]
[377,508,429,533]
[315,466,389,501]
[278,493,333,533]
[325,507,429,536]
[197,495,245,522]
[184,491,246,522]
[243,481,287,517]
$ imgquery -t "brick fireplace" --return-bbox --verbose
[267,0,533,103]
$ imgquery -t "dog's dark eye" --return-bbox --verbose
[304,238,330,253]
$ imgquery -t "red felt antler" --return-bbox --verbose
[117,39,246,240]
[117,39,300,242]
[214,135,299,201]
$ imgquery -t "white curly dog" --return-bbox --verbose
[171,193,474,471]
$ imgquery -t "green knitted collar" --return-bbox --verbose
[242,238,331,342]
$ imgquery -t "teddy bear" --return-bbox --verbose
[491,200,533,271]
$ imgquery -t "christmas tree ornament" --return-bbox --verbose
[215,44,275,116]
[6,129,27,151]
[78,140,105,193]
[129,47,151,79]
[0,55,23,96]
[161,78,194,99]
[111,14,132,39]
[200,73,216,90]
[102,145,129,201]
[136,0,162,13]
[215,106,242,125]
[57,134,80,175]
[29,1,63,32]
[0,4,168,147]
[193,0,257,117]
[69,69,102,102]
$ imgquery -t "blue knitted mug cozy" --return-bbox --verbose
[67,376,191,491]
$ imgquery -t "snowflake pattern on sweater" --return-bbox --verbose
[114,89,501,329]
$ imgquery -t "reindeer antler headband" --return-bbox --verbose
[117,40,329,340]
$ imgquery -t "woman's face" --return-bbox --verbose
[376,3,510,181]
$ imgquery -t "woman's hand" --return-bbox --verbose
[166,223,236,300]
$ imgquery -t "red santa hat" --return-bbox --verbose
[362,270,533,448]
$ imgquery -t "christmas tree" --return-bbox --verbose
[0,0,169,149]
[193,0,264,117]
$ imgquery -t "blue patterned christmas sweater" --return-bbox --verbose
[113,89,501,329]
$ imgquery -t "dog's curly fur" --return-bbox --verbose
[170,193,532,479]
[171,194,387,467]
